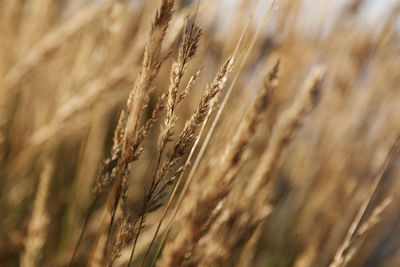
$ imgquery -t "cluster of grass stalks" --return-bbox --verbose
[1,0,400,266]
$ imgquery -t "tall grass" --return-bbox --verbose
[1,0,400,266]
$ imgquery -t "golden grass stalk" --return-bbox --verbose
[94,0,174,196]
[88,94,168,266]
[84,1,175,266]
[107,177,138,267]
[125,18,202,265]
[153,21,203,194]
[105,94,168,266]
[158,21,202,156]
[339,196,394,267]
[356,196,393,237]
[330,135,400,267]
[20,162,53,267]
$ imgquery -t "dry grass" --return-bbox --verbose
[1,0,400,267]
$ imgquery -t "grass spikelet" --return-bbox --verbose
[155,55,234,196]
[356,196,393,237]
[159,21,202,157]
[108,178,138,267]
